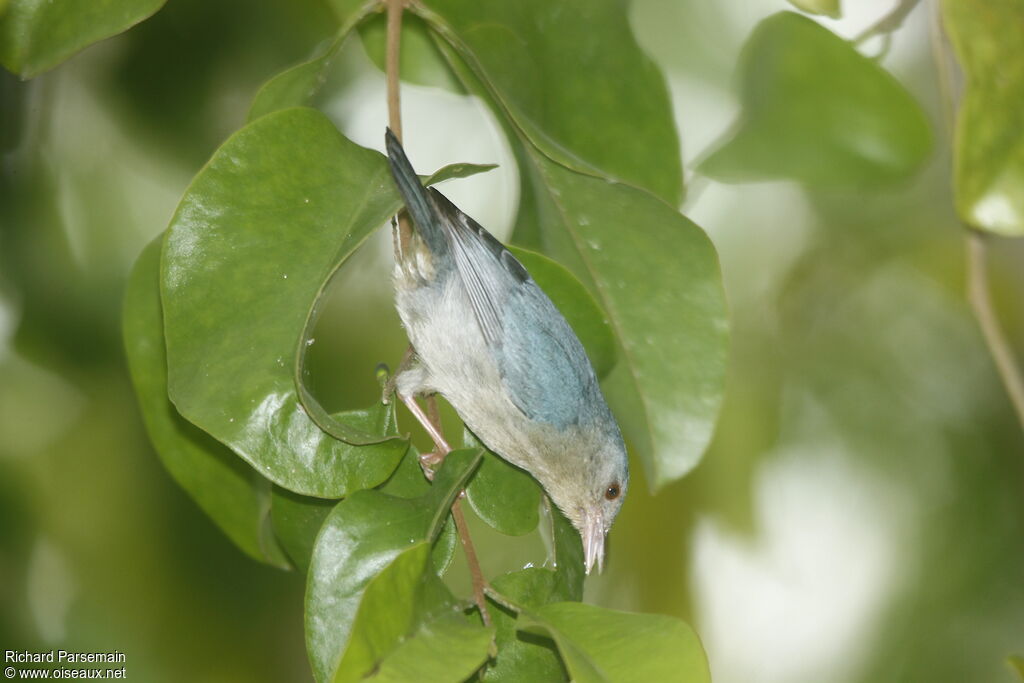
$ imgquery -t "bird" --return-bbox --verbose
[384,128,628,574]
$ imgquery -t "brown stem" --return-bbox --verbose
[384,3,491,623]
[966,231,1024,429]
[452,500,492,626]
[385,0,404,139]
[386,0,413,254]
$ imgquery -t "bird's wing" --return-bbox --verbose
[427,188,601,428]
[498,283,599,429]
[428,188,527,345]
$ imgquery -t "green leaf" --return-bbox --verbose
[333,543,491,683]
[378,443,459,575]
[425,163,498,186]
[363,613,492,683]
[520,153,728,491]
[942,0,1024,236]
[161,107,409,497]
[418,0,683,205]
[482,569,573,682]
[699,11,932,187]
[306,449,482,682]
[463,428,541,536]
[433,36,727,490]
[358,12,465,93]
[273,444,459,575]
[0,0,165,78]
[509,246,617,380]
[787,0,841,18]
[270,486,336,574]
[123,237,289,569]
[518,603,711,683]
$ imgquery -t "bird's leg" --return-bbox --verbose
[398,393,492,626]
[399,392,452,479]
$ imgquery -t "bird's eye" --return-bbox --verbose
[605,484,620,500]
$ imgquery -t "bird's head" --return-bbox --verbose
[542,428,628,575]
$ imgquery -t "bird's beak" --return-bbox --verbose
[583,512,605,575]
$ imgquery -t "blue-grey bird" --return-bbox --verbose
[384,129,628,574]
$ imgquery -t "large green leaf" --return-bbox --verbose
[463,428,541,537]
[0,0,165,78]
[699,11,932,187]
[433,31,727,490]
[942,0,1024,236]
[332,543,492,683]
[522,154,728,491]
[509,246,616,380]
[161,107,409,496]
[518,603,710,683]
[305,449,481,682]
[417,0,683,205]
[123,237,289,568]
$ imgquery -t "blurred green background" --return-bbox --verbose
[2,0,1023,681]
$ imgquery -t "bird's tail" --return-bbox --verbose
[385,129,446,256]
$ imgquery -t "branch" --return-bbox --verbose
[384,0,492,627]
[966,231,1024,428]
[854,0,923,44]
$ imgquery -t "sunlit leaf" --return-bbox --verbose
[699,12,931,186]
[417,0,683,205]
[509,246,617,380]
[124,237,289,569]
[942,0,1024,236]
[787,0,840,19]
[463,428,541,536]
[0,0,165,78]
[519,602,711,683]
[306,449,481,682]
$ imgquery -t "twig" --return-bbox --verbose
[384,0,492,626]
[386,0,413,254]
[966,231,1024,429]
[451,500,492,626]
[854,0,923,44]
